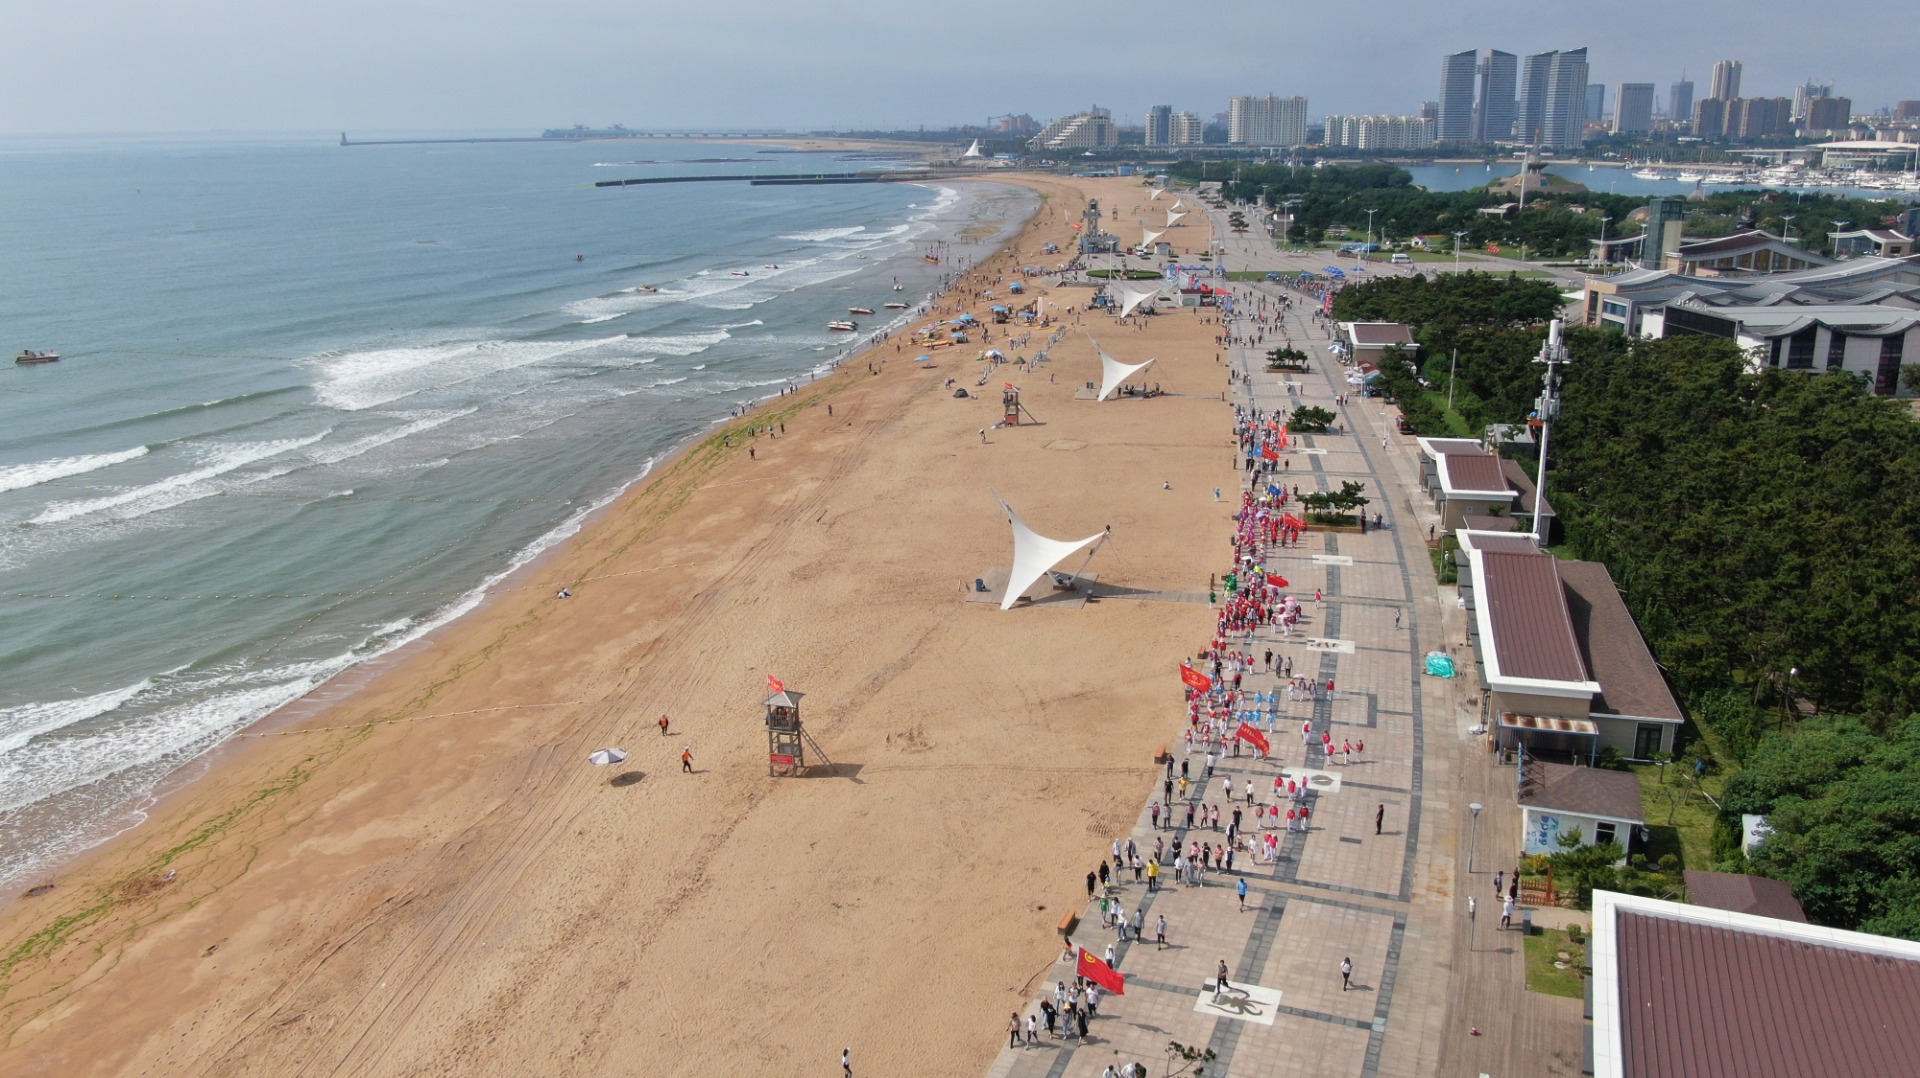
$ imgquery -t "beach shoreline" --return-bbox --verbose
[0,172,1236,1077]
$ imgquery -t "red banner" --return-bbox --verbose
[1266,574,1289,588]
[1076,947,1126,995]
[769,753,796,767]
[1260,444,1278,462]
[767,674,785,694]
[1179,663,1213,692]
[1236,724,1271,754]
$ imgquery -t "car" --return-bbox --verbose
[1395,415,1414,434]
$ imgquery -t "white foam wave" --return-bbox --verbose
[0,679,154,757]
[0,447,150,495]
[625,328,735,357]
[781,226,867,242]
[309,336,626,411]
[30,432,331,525]
[307,409,475,466]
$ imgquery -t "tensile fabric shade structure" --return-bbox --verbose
[1089,336,1156,401]
[995,495,1108,611]
[1142,228,1164,247]
[1166,210,1186,227]
[1117,287,1161,318]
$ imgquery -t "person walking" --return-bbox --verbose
[1501,895,1516,931]
[1216,960,1232,993]
[1375,803,1385,835]
[842,1048,852,1077]
[1156,915,1168,949]
[1494,870,1504,896]
[1394,608,1402,630]
[657,714,670,736]
[1146,858,1159,891]
[680,746,694,773]
[1237,877,1249,911]
[1025,1013,1038,1046]
[1009,1012,1022,1048]
[1151,801,1161,830]
[1340,956,1353,991]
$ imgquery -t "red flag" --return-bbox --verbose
[767,674,784,694]
[1266,573,1289,588]
[1076,947,1126,995]
[1260,444,1278,462]
[1236,724,1271,754]
[1179,663,1213,692]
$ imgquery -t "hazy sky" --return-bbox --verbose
[6,0,1912,135]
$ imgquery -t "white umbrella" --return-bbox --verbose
[588,747,629,767]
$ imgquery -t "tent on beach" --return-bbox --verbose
[995,495,1109,611]
[1089,336,1156,401]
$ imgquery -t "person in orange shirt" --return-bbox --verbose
[681,746,693,773]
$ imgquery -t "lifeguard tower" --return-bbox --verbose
[1002,383,1038,426]
[765,686,831,776]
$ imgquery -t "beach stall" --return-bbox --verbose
[991,305,1010,324]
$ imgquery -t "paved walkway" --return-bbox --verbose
[982,205,1582,1078]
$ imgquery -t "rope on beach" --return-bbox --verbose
[244,700,584,737]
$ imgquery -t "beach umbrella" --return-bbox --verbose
[914,355,933,362]
[588,747,629,767]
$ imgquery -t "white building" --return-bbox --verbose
[1029,107,1117,151]
[1228,95,1308,146]
[1171,111,1205,146]
[1642,302,1920,395]
[1519,761,1645,861]
[1323,114,1438,150]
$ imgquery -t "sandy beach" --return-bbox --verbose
[0,173,1236,1076]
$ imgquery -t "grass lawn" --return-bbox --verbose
[1524,928,1589,998]
[1420,392,1476,437]
[1632,763,1728,875]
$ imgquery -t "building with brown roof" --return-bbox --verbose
[1587,891,1920,1078]
[1518,760,1644,858]
[1457,545,1682,762]
[1338,321,1418,359]
[1682,871,1807,922]
[1416,438,1521,531]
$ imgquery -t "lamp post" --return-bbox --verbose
[1599,216,1611,267]
[1832,220,1850,258]
[1365,208,1379,260]
[1453,230,1467,275]
[1780,214,1796,247]
[1468,802,1484,874]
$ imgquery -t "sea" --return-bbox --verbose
[0,135,1037,887]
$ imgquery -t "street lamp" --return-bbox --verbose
[1468,802,1484,874]
[1365,208,1379,260]
[1598,216,1611,268]
[1453,230,1467,275]
[1780,214,1796,247]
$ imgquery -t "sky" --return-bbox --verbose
[4,0,1913,135]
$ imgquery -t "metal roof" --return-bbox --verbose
[1557,561,1684,723]
[1479,551,1593,685]
[1517,760,1643,822]
[1683,871,1808,923]
[1438,452,1512,497]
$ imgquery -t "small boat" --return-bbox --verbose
[884,302,909,310]
[15,350,59,365]
[848,306,874,315]
[764,264,779,269]
[827,320,858,332]
[891,279,904,291]
[730,270,751,277]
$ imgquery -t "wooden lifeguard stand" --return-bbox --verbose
[765,687,831,776]
[1002,384,1038,426]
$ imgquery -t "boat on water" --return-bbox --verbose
[1631,168,1668,180]
[891,278,903,291]
[827,320,858,332]
[884,302,909,309]
[730,270,750,277]
[15,349,59,365]
[848,306,875,315]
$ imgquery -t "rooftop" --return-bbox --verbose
[1557,561,1683,723]
[1517,760,1644,822]
[1437,452,1512,498]
[1683,871,1808,922]
[1592,891,1920,1078]
[1477,551,1594,688]
[1344,322,1417,349]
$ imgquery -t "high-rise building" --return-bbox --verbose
[1587,83,1608,125]
[1228,95,1309,146]
[1516,51,1555,140]
[1614,83,1656,134]
[1792,81,1833,122]
[1729,97,1792,139]
[1668,79,1694,124]
[1028,107,1117,150]
[1709,59,1742,102]
[1419,101,1440,122]
[1515,48,1589,147]
[1145,105,1173,147]
[1894,101,1920,122]
[1323,115,1439,150]
[1806,97,1852,132]
[1692,98,1728,138]
[1643,198,1686,270]
[1475,50,1518,143]
[1171,111,1205,145]
[1439,49,1479,142]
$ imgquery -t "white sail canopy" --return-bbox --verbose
[996,496,1107,610]
[1150,188,1165,200]
[962,139,983,158]
[1142,228,1165,247]
[1118,287,1161,318]
[1166,210,1186,227]
[1172,199,1185,210]
[1091,336,1157,400]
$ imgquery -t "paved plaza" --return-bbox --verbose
[984,206,1583,1078]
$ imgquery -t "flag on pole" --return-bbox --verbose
[1076,947,1126,994]
[767,674,785,694]
[1179,663,1213,692]
[1236,724,1271,754]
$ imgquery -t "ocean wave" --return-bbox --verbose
[306,409,474,466]
[308,336,627,411]
[781,226,867,242]
[0,446,150,495]
[0,678,155,757]
[29,432,331,525]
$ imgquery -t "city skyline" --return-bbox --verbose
[3,0,1914,134]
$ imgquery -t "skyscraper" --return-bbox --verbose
[1586,83,1607,125]
[1438,49,1479,142]
[1170,112,1205,145]
[1806,97,1852,132]
[1614,84,1655,134]
[1692,98,1728,138]
[1709,60,1742,102]
[1474,50,1517,143]
[1516,50,1555,141]
[1792,81,1833,122]
[1145,105,1173,147]
[1228,95,1308,146]
[1519,47,1591,148]
[1668,79,1694,124]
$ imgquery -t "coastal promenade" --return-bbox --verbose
[983,205,1583,1078]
